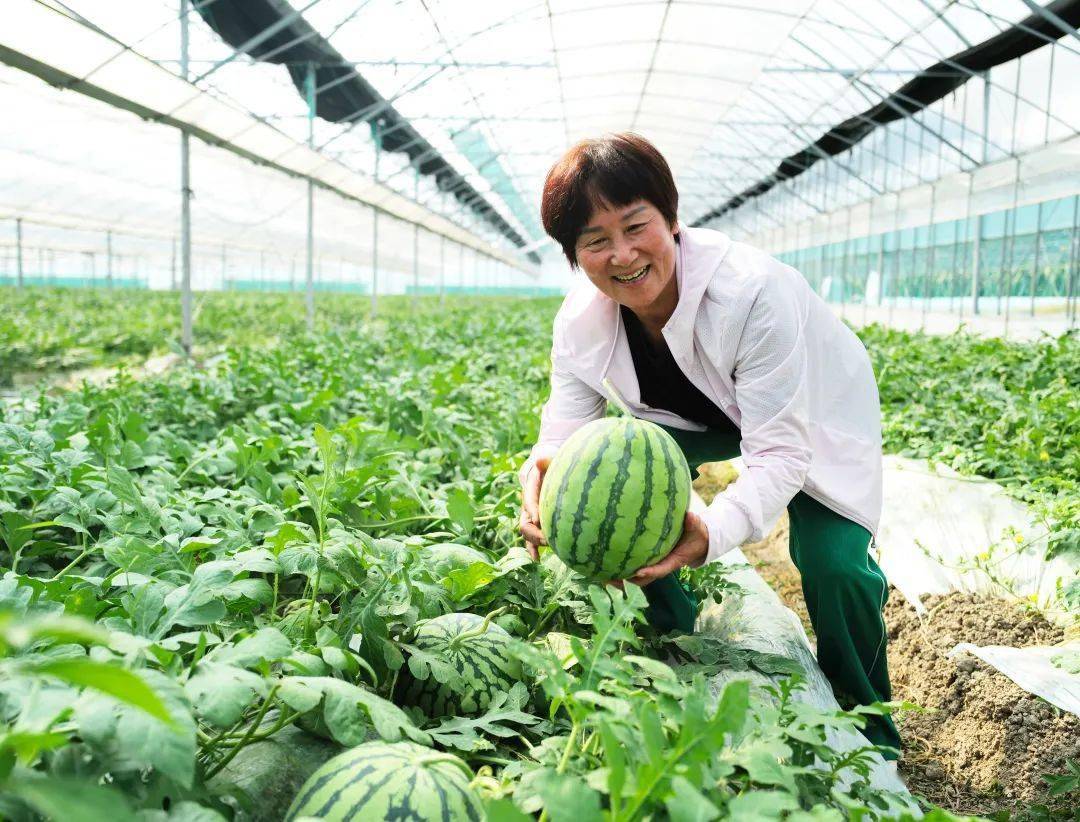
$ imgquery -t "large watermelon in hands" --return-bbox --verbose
[539,417,691,580]
[285,741,482,821]
[398,612,523,716]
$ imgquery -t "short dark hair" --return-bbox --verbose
[540,133,679,266]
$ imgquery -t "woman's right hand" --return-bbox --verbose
[518,457,551,561]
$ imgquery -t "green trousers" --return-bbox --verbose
[645,425,900,756]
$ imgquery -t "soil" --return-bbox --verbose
[887,593,1078,816]
[694,461,1080,817]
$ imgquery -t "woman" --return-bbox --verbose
[517,133,899,756]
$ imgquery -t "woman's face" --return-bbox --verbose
[574,199,679,315]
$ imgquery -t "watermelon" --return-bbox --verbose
[539,417,691,580]
[285,740,482,821]
[398,612,522,716]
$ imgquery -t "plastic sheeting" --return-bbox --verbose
[689,493,917,810]
[948,643,1080,715]
[876,455,1077,622]
[875,455,1079,717]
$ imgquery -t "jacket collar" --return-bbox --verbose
[560,227,731,382]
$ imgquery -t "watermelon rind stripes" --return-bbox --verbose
[398,612,523,716]
[285,741,482,821]
[539,417,691,580]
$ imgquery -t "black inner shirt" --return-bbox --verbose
[620,305,739,435]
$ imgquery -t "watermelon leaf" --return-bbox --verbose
[278,676,430,746]
[184,662,267,728]
[5,771,136,822]
[724,790,798,819]
[484,799,534,822]
[427,684,540,752]
[111,669,198,788]
[445,488,475,535]
[665,776,721,822]
[533,769,603,822]
[212,627,293,668]
[22,657,175,725]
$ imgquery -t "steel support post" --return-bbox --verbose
[412,169,420,306]
[180,0,193,356]
[912,120,927,313]
[1031,201,1042,317]
[973,72,992,317]
[864,198,877,325]
[305,61,316,330]
[371,121,381,315]
[1003,160,1021,332]
[1067,196,1078,328]
[439,233,445,305]
[840,205,853,321]
[971,218,983,317]
[948,215,960,316]
[957,174,974,320]
[15,218,23,288]
[923,182,937,330]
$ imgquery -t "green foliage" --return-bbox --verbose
[2,291,1050,818]
[859,325,1079,562]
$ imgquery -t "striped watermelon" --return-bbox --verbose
[539,417,691,580]
[398,612,522,716]
[285,741,482,821]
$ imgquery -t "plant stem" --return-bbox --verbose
[448,606,509,649]
[175,450,212,484]
[526,604,560,641]
[556,719,579,775]
[538,719,581,822]
[359,513,447,529]
[50,545,93,580]
[218,707,298,743]
[204,686,279,781]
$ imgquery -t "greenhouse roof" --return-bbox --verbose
[3,0,1079,267]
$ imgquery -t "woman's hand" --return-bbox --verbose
[518,457,551,561]
[626,511,709,586]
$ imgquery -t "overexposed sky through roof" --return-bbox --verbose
[2,0,1074,287]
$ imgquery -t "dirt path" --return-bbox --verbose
[694,461,1079,817]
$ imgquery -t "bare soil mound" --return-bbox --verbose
[886,592,1078,816]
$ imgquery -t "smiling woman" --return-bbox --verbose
[540,134,682,335]
[520,131,903,756]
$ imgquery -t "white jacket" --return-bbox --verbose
[522,226,883,564]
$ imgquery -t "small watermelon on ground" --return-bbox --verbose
[539,417,691,580]
[285,740,482,821]
[398,612,522,716]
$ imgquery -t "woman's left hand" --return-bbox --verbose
[627,511,709,586]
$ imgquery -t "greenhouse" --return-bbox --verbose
[1,1,1078,820]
